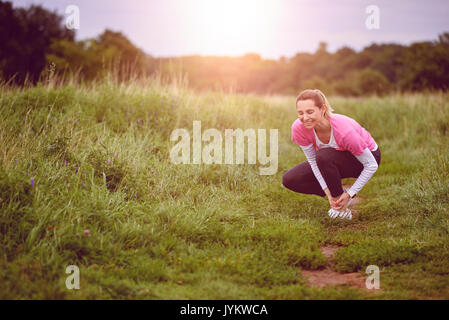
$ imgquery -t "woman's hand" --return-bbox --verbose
[335,192,351,211]
[324,188,350,210]
[324,188,339,210]
[328,196,340,209]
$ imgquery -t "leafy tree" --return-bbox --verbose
[0,1,74,84]
[301,76,328,92]
[330,46,358,80]
[94,30,149,80]
[46,39,102,81]
[398,33,449,91]
[332,68,390,96]
[47,29,153,81]
[355,68,390,95]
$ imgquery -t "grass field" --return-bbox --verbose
[1,77,448,299]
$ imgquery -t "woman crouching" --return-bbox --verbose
[282,89,381,219]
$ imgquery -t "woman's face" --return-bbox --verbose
[296,99,325,129]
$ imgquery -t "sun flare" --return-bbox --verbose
[187,0,281,56]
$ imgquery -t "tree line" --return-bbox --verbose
[1,1,448,95]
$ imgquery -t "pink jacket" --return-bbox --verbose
[291,113,377,156]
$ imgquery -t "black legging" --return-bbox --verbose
[282,148,381,198]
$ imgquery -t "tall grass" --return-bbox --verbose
[0,74,448,299]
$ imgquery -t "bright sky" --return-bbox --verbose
[12,0,449,59]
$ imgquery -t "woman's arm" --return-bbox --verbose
[300,144,339,208]
[346,148,379,198]
[299,144,328,190]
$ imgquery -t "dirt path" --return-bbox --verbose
[301,189,379,293]
[301,245,368,290]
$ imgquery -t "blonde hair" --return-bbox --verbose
[295,89,335,119]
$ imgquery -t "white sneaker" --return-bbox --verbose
[328,208,340,219]
[338,208,352,220]
[328,207,352,220]
[328,195,354,220]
